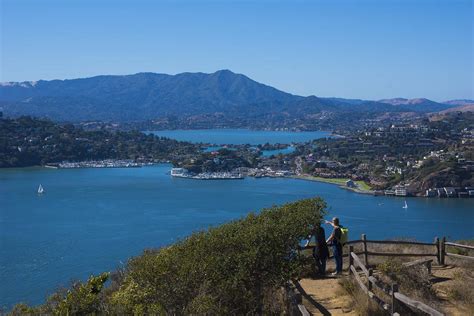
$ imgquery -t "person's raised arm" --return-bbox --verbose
[325,219,336,228]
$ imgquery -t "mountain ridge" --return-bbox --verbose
[0,70,460,123]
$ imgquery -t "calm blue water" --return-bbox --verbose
[262,146,295,157]
[203,146,237,152]
[203,146,295,156]
[0,165,473,308]
[149,129,330,145]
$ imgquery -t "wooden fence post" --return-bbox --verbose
[391,283,399,315]
[349,246,354,270]
[440,237,446,266]
[362,234,369,267]
[368,268,373,292]
[434,237,440,265]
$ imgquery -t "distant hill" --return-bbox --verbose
[437,104,474,114]
[378,98,451,112]
[0,70,456,123]
[442,99,474,106]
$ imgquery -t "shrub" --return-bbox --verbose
[9,273,109,316]
[11,198,326,315]
[111,198,326,314]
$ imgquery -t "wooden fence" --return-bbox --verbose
[299,234,474,266]
[349,248,444,316]
[299,234,473,315]
[444,239,474,262]
[285,282,310,316]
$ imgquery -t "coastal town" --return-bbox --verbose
[49,159,152,169]
[167,111,474,198]
[2,111,473,199]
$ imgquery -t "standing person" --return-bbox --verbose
[326,217,343,276]
[312,223,329,276]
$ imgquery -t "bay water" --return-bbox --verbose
[0,129,472,308]
[149,129,331,144]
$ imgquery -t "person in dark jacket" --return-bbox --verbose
[326,217,343,276]
[306,223,329,276]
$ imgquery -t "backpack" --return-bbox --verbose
[340,227,349,245]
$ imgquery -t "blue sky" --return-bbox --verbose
[1,0,472,101]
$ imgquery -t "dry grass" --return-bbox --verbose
[444,268,474,312]
[378,259,441,312]
[338,277,386,316]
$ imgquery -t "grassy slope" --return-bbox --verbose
[294,175,373,192]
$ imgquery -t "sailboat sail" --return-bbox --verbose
[403,200,408,209]
[38,184,44,194]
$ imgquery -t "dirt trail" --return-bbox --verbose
[430,265,473,316]
[297,274,356,315]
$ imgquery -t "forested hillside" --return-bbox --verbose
[0,117,200,167]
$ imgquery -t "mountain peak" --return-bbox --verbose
[213,69,235,75]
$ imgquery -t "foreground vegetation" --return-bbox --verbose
[10,198,326,315]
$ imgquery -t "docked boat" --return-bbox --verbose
[192,172,244,180]
[170,168,244,180]
[170,168,189,178]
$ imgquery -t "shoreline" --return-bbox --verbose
[291,175,374,195]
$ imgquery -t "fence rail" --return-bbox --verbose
[366,251,437,257]
[445,242,474,250]
[393,292,443,316]
[445,252,474,261]
[285,282,310,316]
[362,240,436,246]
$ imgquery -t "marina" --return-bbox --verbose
[50,160,153,169]
[171,168,244,180]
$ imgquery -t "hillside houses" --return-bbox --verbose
[426,187,474,198]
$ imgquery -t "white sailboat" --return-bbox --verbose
[37,184,44,194]
[402,200,408,209]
